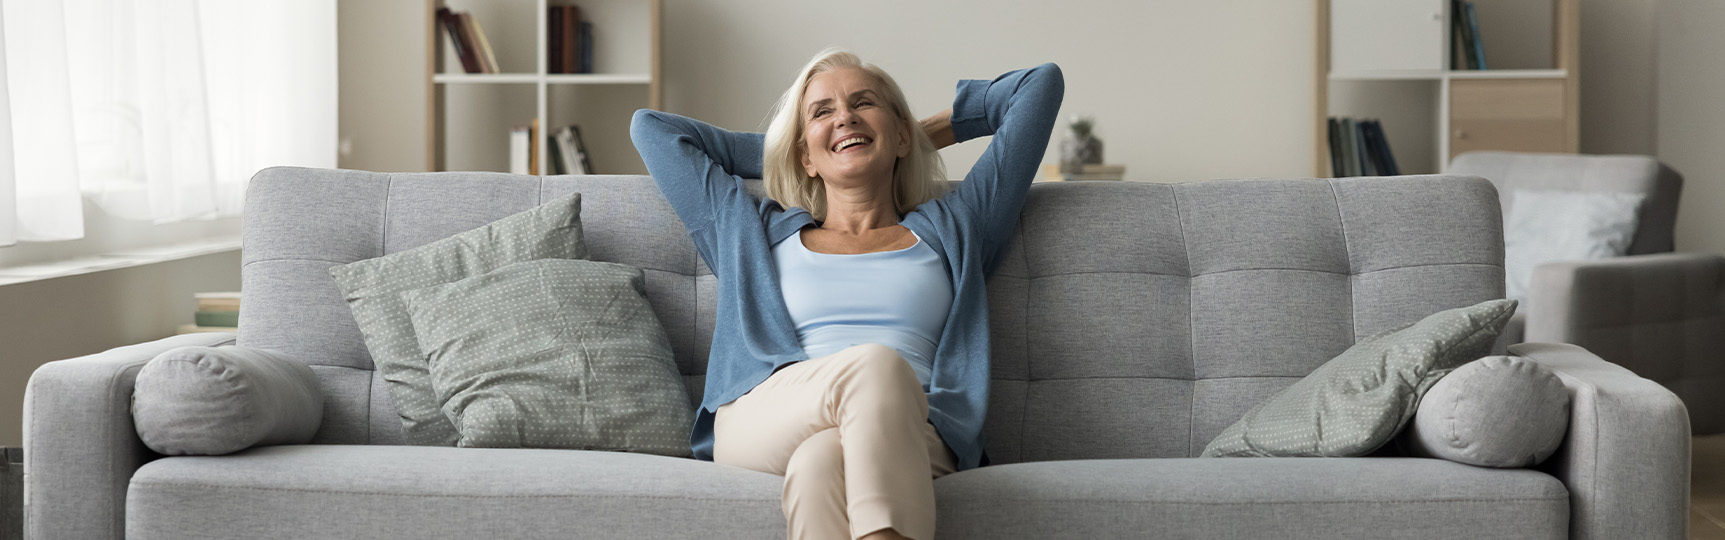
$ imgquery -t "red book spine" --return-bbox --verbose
[564,6,580,75]
[437,8,480,74]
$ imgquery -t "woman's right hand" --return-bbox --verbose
[921,108,956,150]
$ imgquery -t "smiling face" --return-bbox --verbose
[798,66,912,189]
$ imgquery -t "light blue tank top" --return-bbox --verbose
[773,229,953,389]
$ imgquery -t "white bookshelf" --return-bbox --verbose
[427,0,662,174]
[1315,0,1578,176]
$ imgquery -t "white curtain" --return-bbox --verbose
[0,0,335,246]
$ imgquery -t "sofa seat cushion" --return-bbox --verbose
[934,457,1568,540]
[126,445,785,539]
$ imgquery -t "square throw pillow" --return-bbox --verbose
[401,258,694,456]
[328,192,586,446]
[1202,298,1517,458]
[1503,189,1645,303]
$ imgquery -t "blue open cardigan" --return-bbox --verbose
[628,63,1063,471]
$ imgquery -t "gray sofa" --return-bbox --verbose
[1449,151,1725,434]
[25,167,1690,539]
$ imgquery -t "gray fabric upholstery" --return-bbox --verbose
[934,458,1567,540]
[1401,356,1570,467]
[404,259,693,455]
[1452,151,1725,436]
[1511,342,1691,540]
[24,332,237,540]
[27,167,1695,539]
[1449,151,1681,255]
[1203,299,1516,458]
[1527,252,1725,434]
[126,445,785,540]
[132,346,322,456]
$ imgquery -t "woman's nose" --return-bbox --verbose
[833,107,856,125]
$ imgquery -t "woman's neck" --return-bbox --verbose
[820,177,899,235]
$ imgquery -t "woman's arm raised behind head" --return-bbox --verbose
[629,109,769,232]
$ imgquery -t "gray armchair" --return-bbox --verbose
[1450,151,1724,433]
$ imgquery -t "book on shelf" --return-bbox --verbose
[1451,0,1486,70]
[549,5,584,74]
[194,291,240,312]
[510,125,530,174]
[552,125,593,174]
[189,291,240,332]
[457,12,499,74]
[1326,117,1400,177]
[436,8,481,74]
[579,20,593,74]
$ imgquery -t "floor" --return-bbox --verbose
[1694,435,1725,538]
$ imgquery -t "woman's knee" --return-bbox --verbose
[784,428,844,483]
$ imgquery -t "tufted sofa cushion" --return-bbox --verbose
[240,169,1504,460]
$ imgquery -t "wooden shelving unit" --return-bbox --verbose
[425,0,661,174]
[1315,0,1579,176]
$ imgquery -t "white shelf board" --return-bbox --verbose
[1446,69,1568,79]
[1330,70,1445,81]
[545,73,651,85]
[433,73,544,84]
[434,73,653,85]
[1331,68,1568,82]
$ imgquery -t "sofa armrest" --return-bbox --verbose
[1527,252,1725,433]
[23,332,236,540]
[1509,342,1689,540]
[1526,252,1724,369]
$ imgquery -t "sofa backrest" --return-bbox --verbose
[239,168,1505,460]
[1448,151,1683,255]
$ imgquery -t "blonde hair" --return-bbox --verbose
[763,47,946,222]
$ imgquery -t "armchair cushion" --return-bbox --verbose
[1202,299,1516,458]
[132,346,322,456]
[1400,355,1570,467]
[328,192,587,446]
[1503,189,1644,303]
[402,259,693,456]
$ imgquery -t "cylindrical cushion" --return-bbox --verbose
[1402,355,1570,467]
[133,346,323,455]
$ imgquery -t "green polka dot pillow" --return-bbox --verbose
[400,259,694,456]
[329,193,586,446]
[1202,298,1517,458]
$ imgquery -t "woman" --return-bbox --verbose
[631,48,1062,540]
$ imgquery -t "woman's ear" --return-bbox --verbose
[896,119,912,158]
[800,145,817,177]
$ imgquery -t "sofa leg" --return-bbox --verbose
[1,447,19,540]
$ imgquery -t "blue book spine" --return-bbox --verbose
[580,21,593,74]
[1466,2,1486,70]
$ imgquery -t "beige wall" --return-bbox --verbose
[1659,0,1725,255]
[0,251,242,447]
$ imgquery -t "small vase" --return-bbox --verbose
[1060,134,1104,173]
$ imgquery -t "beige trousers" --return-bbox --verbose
[714,344,958,540]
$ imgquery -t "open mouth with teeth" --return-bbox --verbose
[832,135,873,153]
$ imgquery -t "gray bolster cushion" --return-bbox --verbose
[1401,355,1570,467]
[132,346,323,455]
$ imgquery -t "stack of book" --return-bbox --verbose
[1451,0,1487,70]
[548,125,593,174]
[178,292,240,334]
[548,4,594,74]
[438,7,500,74]
[1326,117,1400,177]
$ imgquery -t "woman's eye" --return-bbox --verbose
[812,108,830,119]
[855,100,873,108]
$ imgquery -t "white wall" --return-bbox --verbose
[332,1,1723,231]
[0,251,241,447]
[1659,0,1725,255]
[661,0,1316,182]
